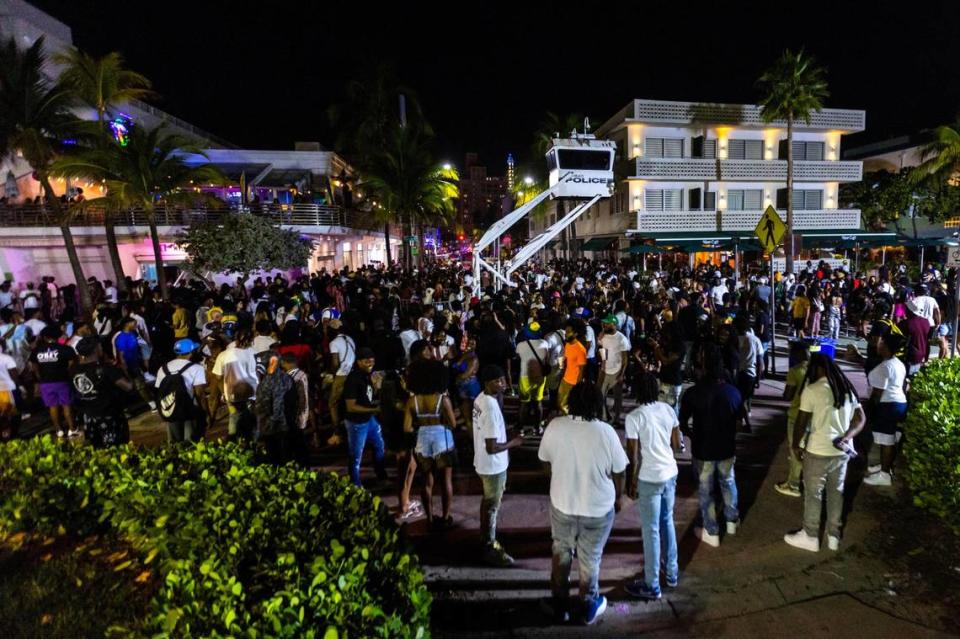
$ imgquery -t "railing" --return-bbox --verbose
[0,203,351,228]
[634,208,861,233]
[629,99,866,132]
[630,158,862,182]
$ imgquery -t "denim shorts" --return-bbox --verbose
[415,425,457,469]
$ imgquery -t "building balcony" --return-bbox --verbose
[629,158,863,182]
[634,208,861,233]
[626,100,865,132]
[0,203,354,231]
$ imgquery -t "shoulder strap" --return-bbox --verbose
[528,340,546,369]
[434,394,443,414]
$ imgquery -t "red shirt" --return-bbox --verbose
[277,343,314,371]
[898,316,930,365]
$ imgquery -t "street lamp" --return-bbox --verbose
[523,176,534,186]
[442,163,452,171]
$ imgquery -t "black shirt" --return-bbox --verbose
[679,380,742,461]
[343,367,377,422]
[30,342,76,383]
[659,342,686,385]
[72,363,124,417]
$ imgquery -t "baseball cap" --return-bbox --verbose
[601,315,618,325]
[173,338,200,355]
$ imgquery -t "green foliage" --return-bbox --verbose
[0,438,431,638]
[913,121,960,184]
[840,169,915,230]
[178,213,315,278]
[903,359,960,534]
[756,49,829,125]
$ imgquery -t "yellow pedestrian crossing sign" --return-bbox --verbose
[755,205,786,253]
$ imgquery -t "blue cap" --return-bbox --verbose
[173,338,200,355]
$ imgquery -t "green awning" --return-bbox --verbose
[622,244,667,254]
[581,237,618,251]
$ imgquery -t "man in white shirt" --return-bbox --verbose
[211,329,259,439]
[399,323,421,362]
[910,283,941,329]
[516,323,550,428]
[473,365,523,567]
[328,319,356,437]
[538,382,627,625]
[598,315,632,425]
[785,354,865,552]
[20,282,40,311]
[735,315,764,429]
[709,278,728,310]
[624,372,681,601]
[155,339,208,443]
[23,309,46,339]
[0,282,14,312]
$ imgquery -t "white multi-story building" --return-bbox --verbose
[531,99,867,257]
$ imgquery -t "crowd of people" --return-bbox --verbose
[0,253,954,625]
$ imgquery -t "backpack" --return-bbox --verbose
[524,341,550,385]
[156,362,196,422]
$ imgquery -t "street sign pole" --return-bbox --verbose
[755,206,786,376]
[949,247,960,357]
[770,250,777,374]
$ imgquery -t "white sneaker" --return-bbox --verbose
[696,527,720,547]
[148,400,157,412]
[726,521,739,535]
[867,464,882,474]
[56,430,66,438]
[784,530,820,552]
[67,429,82,438]
[863,471,892,486]
[827,535,840,551]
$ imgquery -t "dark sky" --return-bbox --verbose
[33,0,960,174]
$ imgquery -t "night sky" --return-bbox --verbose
[32,0,960,173]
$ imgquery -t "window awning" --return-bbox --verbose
[581,236,618,251]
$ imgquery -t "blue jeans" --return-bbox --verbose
[695,458,739,535]
[346,416,386,486]
[636,475,678,591]
[550,505,615,607]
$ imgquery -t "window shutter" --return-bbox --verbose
[727,190,744,211]
[704,191,717,211]
[791,141,806,159]
[645,138,664,158]
[663,139,684,158]
[745,140,763,160]
[664,189,682,211]
[689,187,701,210]
[806,142,824,161]
[744,190,763,210]
[645,189,663,211]
[806,190,822,209]
[703,139,717,159]
[727,139,745,160]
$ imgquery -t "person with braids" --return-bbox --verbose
[624,371,681,600]
[784,353,865,552]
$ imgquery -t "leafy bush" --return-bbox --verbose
[0,438,430,637]
[903,358,960,534]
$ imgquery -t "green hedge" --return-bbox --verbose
[904,358,960,534]
[0,438,430,638]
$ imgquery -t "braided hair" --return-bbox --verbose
[806,353,858,409]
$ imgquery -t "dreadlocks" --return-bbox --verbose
[807,353,858,409]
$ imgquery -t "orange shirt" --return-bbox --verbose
[562,340,587,385]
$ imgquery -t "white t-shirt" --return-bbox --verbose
[0,291,13,309]
[738,331,764,377]
[911,295,940,328]
[24,318,47,338]
[710,284,728,307]
[252,335,276,354]
[867,357,907,404]
[418,316,434,339]
[212,343,258,402]
[399,329,420,359]
[472,392,509,475]
[545,330,565,367]
[798,378,861,457]
[517,339,549,378]
[584,324,597,359]
[155,358,207,400]
[600,330,631,375]
[0,353,17,391]
[20,289,40,309]
[105,286,118,304]
[574,276,585,290]
[625,401,679,483]
[538,416,628,518]
[330,334,356,376]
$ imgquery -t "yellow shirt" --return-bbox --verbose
[172,307,190,339]
[792,297,811,320]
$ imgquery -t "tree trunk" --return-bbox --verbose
[103,213,127,294]
[147,208,169,301]
[383,220,392,267]
[786,114,795,274]
[402,212,413,270]
[39,175,93,317]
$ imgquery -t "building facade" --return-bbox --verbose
[531,99,866,258]
[456,153,508,237]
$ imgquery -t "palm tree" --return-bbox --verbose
[361,124,458,269]
[758,49,829,274]
[0,37,94,315]
[54,48,154,293]
[52,125,222,301]
[913,122,960,184]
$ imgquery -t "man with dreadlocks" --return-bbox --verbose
[785,353,866,552]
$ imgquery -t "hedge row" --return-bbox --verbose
[0,438,430,637]
[903,358,960,534]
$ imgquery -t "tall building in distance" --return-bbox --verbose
[506,153,515,191]
[456,153,508,237]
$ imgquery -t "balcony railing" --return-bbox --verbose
[0,203,352,229]
[628,99,866,132]
[634,208,861,232]
[630,158,862,182]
